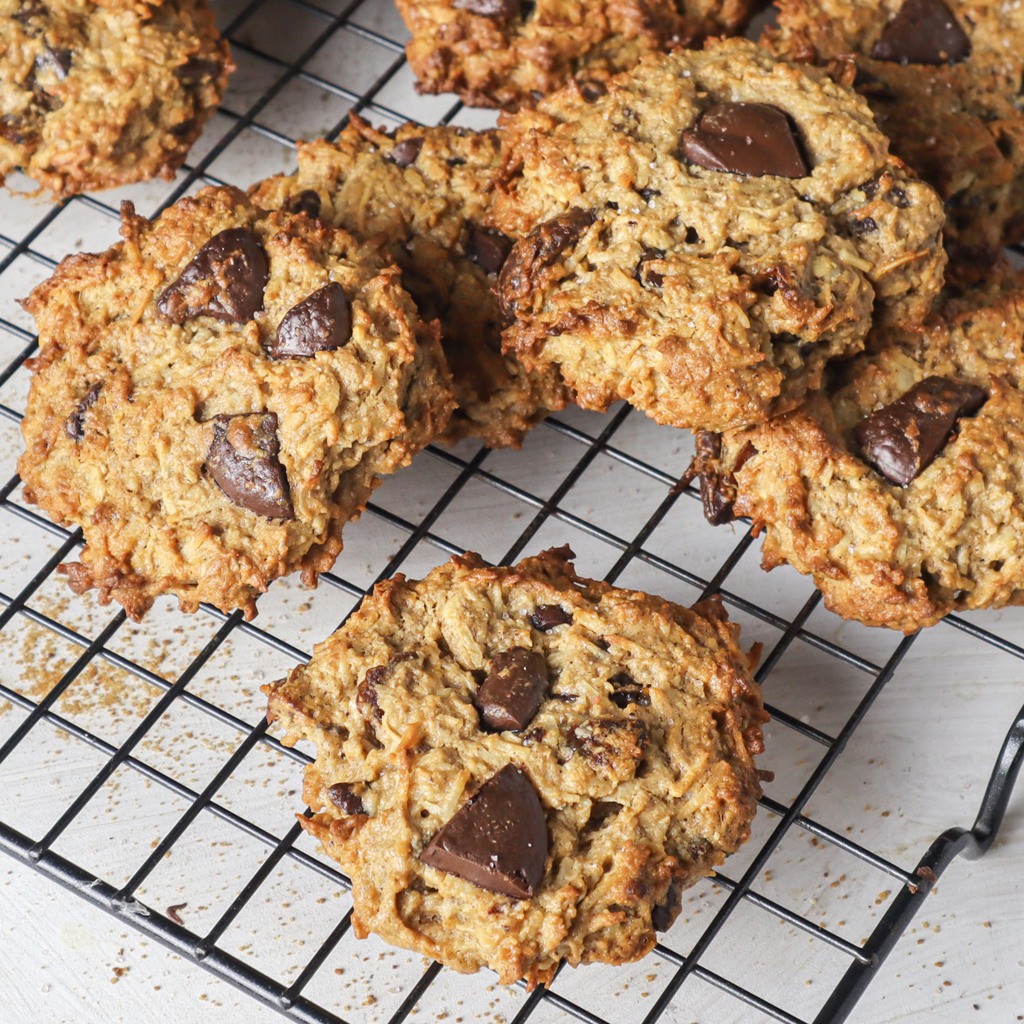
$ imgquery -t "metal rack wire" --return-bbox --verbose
[1,1,1023,1021]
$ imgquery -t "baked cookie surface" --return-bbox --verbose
[0,0,232,197]
[491,39,947,433]
[695,253,1024,632]
[250,115,568,449]
[266,546,768,985]
[398,0,764,111]
[763,0,1024,248]
[19,185,455,620]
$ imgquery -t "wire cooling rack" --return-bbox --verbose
[2,1,1024,1021]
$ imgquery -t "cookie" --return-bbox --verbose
[1,0,232,197]
[490,39,947,433]
[250,115,568,449]
[694,251,1024,632]
[763,0,1024,248]
[18,185,455,620]
[265,546,768,986]
[397,0,764,110]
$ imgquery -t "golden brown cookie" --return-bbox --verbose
[398,0,767,110]
[18,185,455,620]
[266,546,768,986]
[763,0,1024,247]
[694,252,1024,632]
[491,39,947,433]
[250,116,568,449]
[1,0,232,197]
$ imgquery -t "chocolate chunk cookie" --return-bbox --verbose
[491,39,946,433]
[695,252,1024,631]
[397,0,765,110]
[763,0,1024,247]
[0,0,232,197]
[18,186,455,620]
[265,546,768,986]
[250,115,568,449]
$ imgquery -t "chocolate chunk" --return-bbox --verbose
[64,382,102,441]
[282,189,322,219]
[453,0,520,16]
[635,247,666,288]
[885,186,910,208]
[579,80,607,101]
[327,783,365,815]
[637,187,660,203]
[467,228,514,275]
[175,58,221,84]
[35,47,73,80]
[529,604,572,632]
[206,412,294,518]
[652,880,683,931]
[387,137,424,168]
[270,282,351,358]
[850,215,878,235]
[476,647,548,731]
[497,209,595,324]
[609,672,650,709]
[0,116,36,146]
[357,667,385,723]
[13,1,46,21]
[170,119,195,139]
[158,228,268,324]
[680,103,808,179]
[854,376,987,486]
[693,431,735,525]
[870,0,970,65]
[420,764,547,898]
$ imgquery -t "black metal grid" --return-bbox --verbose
[1,1,1023,1021]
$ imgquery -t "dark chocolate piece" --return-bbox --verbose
[854,376,986,486]
[870,0,971,65]
[579,80,608,101]
[158,228,268,324]
[635,247,666,288]
[467,228,514,275]
[476,647,548,731]
[453,0,520,16]
[64,382,102,441]
[387,137,424,168]
[282,189,322,219]
[35,47,73,79]
[206,412,294,518]
[327,783,365,815]
[680,103,808,179]
[694,431,734,525]
[420,764,547,898]
[271,282,351,358]
[652,880,683,931]
[498,209,595,324]
[609,672,650,709]
[529,604,572,631]
[175,57,221,84]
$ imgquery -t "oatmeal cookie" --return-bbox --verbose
[763,0,1024,247]
[265,546,768,985]
[398,0,765,110]
[18,185,454,620]
[250,115,568,449]
[491,39,947,433]
[695,252,1024,632]
[0,0,232,197]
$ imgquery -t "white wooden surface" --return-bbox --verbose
[2,0,1024,1020]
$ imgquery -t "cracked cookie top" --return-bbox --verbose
[491,39,946,432]
[266,545,767,986]
[0,0,232,196]
[19,185,454,620]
